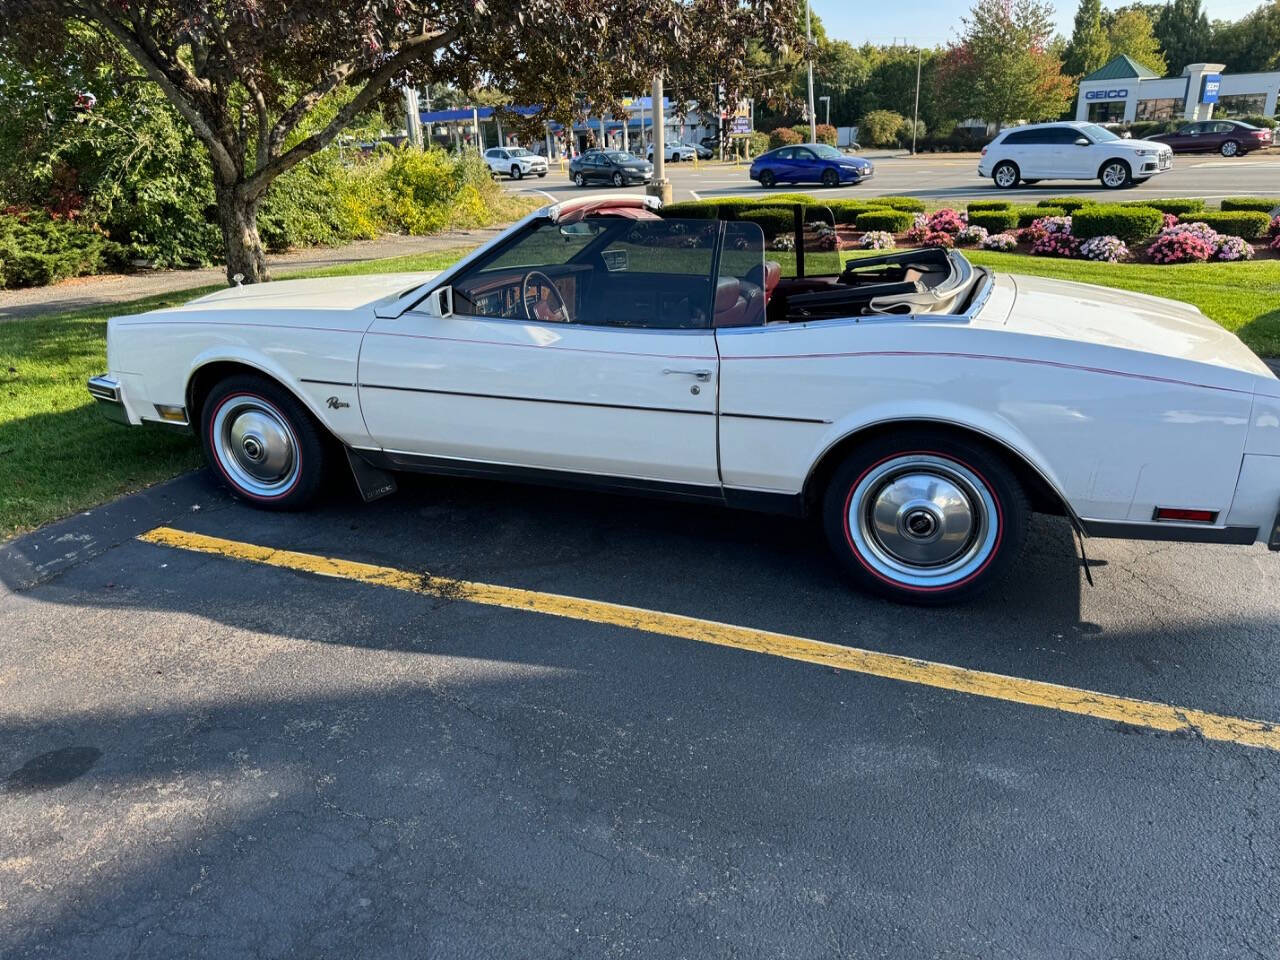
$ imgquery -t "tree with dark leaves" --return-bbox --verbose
[1,0,799,282]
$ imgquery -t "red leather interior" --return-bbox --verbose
[713,277,748,328]
[716,260,781,328]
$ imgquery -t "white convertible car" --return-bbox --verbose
[89,195,1280,603]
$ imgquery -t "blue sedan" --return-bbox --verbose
[749,143,873,188]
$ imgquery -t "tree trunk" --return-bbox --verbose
[214,183,269,284]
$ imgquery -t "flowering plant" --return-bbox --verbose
[1214,235,1254,261]
[1159,221,1220,245]
[858,230,896,250]
[955,224,989,246]
[1162,213,1178,230]
[1039,215,1073,234]
[919,229,955,248]
[979,232,1019,251]
[1030,232,1080,258]
[1079,235,1129,263]
[926,208,966,234]
[912,212,929,231]
[1148,230,1214,264]
[1272,234,1280,252]
[768,234,795,252]
[805,221,839,250]
[1268,215,1280,241]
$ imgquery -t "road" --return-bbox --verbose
[3,467,1279,959]
[510,150,1280,206]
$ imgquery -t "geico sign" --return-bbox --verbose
[1084,89,1129,100]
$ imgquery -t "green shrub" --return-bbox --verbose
[767,127,803,149]
[1186,210,1272,239]
[1239,115,1277,129]
[966,209,1019,233]
[826,199,880,224]
[1038,197,1094,213]
[1120,197,1204,216]
[0,212,124,289]
[746,131,770,156]
[1219,197,1280,214]
[1071,204,1164,243]
[1017,206,1062,226]
[658,201,718,219]
[855,209,914,233]
[967,200,1012,212]
[738,207,795,239]
[861,110,906,147]
[814,123,838,146]
[872,196,926,213]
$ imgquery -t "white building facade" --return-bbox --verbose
[1076,55,1280,125]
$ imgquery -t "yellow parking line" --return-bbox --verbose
[138,525,1280,752]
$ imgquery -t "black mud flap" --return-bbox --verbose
[345,448,398,503]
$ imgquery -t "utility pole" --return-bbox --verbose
[646,74,671,203]
[819,95,831,128]
[805,0,817,143]
[912,47,922,155]
[471,106,481,151]
[403,87,423,148]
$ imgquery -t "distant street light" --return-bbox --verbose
[804,0,816,143]
[912,47,922,155]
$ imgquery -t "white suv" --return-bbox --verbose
[978,121,1173,190]
[484,147,548,180]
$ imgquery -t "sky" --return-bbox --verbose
[809,0,1267,49]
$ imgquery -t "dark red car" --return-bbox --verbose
[1149,119,1273,157]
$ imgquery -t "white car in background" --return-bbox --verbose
[646,141,698,162]
[978,121,1173,189]
[484,147,548,180]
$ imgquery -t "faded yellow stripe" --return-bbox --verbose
[138,525,1280,752]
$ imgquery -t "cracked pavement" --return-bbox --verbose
[1,469,1279,959]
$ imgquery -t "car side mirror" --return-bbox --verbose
[422,285,453,318]
[1075,137,1090,146]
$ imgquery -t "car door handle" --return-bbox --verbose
[663,368,712,381]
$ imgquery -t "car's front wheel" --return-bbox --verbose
[511,165,523,180]
[758,169,776,188]
[200,374,329,510]
[992,161,1019,189]
[822,168,840,188]
[822,429,1027,604]
[1221,140,1239,157]
[573,172,586,187]
[612,171,625,186]
[1099,159,1131,189]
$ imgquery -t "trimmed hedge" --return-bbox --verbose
[1120,197,1204,216]
[966,209,1019,233]
[657,201,718,219]
[1071,204,1164,243]
[1220,197,1280,214]
[855,209,915,233]
[871,196,926,213]
[1038,197,1094,213]
[967,200,1012,212]
[737,207,794,239]
[0,212,125,289]
[1186,210,1273,240]
[1018,206,1063,227]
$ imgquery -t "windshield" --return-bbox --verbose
[811,145,844,160]
[1081,123,1120,142]
[605,151,638,162]
[508,148,532,157]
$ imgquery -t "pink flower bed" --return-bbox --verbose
[926,208,966,234]
[1149,230,1215,264]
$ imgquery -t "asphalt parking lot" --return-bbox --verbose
[512,150,1280,206]
[3,466,1280,959]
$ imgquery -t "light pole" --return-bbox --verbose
[805,0,816,143]
[819,95,830,129]
[912,47,922,155]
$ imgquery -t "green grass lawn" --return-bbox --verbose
[3,244,1278,539]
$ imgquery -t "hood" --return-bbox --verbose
[173,272,440,314]
[621,159,650,169]
[987,272,1273,380]
[1121,137,1170,151]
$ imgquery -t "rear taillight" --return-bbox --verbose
[1154,507,1217,524]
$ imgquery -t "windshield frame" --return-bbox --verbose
[1080,123,1120,143]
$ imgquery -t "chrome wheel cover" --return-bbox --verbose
[212,396,300,497]
[848,454,999,588]
[1222,141,1237,156]
[1102,163,1127,187]
[994,165,1016,187]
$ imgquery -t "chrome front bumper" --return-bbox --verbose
[87,374,129,425]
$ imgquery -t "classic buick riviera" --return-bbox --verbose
[89,195,1280,603]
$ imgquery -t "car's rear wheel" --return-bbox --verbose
[573,171,586,187]
[612,171,625,186]
[822,429,1028,604]
[992,161,1019,189]
[511,165,523,180]
[200,374,328,510]
[1221,140,1239,157]
[759,169,776,188]
[1099,159,1131,189]
[822,168,840,188]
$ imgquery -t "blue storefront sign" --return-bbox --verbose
[1201,74,1221,104]
[1085,88,1128,101]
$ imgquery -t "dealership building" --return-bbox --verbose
[1076,55,1280,124]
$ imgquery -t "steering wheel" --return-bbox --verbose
[521,270,570,323]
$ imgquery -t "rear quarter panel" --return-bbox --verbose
[716,319,1256,523]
